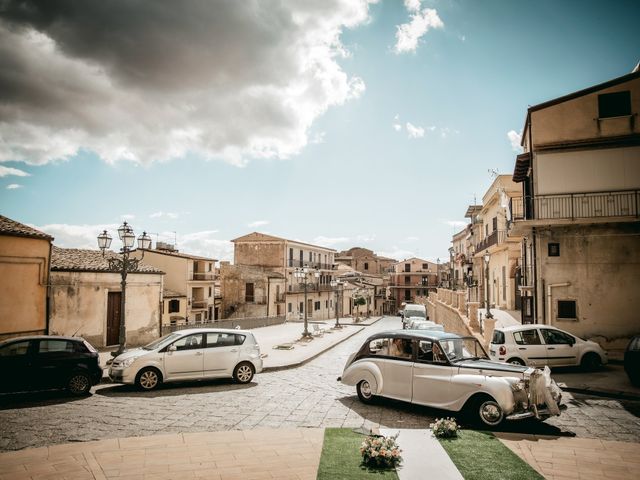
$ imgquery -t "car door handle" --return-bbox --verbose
[547,347,555,350]
[518,348,527,350]
[230,349,238,352]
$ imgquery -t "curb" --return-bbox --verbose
[561,386,640,401]
[336,316,383,326]
[261,325,366,372]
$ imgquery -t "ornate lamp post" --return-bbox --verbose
[97,222,152,356]
[330,279,344,329]
[483,252,493,319]
[293,265,319,338]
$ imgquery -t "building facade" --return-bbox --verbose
[132,243,217,327]
[48,247,164,348]
[389,257,438,310]
[232,232,337,321]
[509,68,640,356]
[0,216,53,340]
[335,247,396,275]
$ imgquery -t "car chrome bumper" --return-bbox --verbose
[506,403,567,421]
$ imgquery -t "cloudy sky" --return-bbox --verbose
[1,0,639,262]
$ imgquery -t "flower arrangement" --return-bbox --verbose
[430,417,460,438]
[360,432,402,469]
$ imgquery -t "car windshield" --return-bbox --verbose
[405,310,426,319]
[438,337,489,362]
[142,332,182,351]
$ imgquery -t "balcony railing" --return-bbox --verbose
[475,230,507,252]
[287,259,334,270]
[510,190,640,222]
[287,283,335,293]
[191,300,208,309]
[275,292,286,303]
[191,272,216,281]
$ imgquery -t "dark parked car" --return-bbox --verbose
[625,335,640,387]
[0,336,102,396]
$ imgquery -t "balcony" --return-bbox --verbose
[287,259,334,270]
[191,272,216,281]
[191,299,208,309]
[275,292,286,303]
[475,230,507,253]
[287,283,336,293]
[510,190,639,222]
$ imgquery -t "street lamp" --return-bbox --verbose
[483,252,493,319]
[293,265,319,338]
[97,222,152,356]
[330,279,344,329]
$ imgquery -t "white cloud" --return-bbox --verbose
[0,166,30,177]
[36,223,118,249]
[394,7,444,54]
[6,183,22,189]
[310,132,326,144]
[177,230,232,261]
[508,130,523,152]
[121,214,135,221]
[404,0,421,13]
[248,220,270,228]
[393,123,402,132]
[405,236,419,241]
[0,1,376,167]
[406,122,425,138]
[150,211,179,219]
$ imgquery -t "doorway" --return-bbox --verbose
[107,292,121,346]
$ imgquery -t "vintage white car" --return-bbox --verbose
[339,330,564,427]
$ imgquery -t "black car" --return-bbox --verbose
[625,335,640,387]
[0,336,103,396]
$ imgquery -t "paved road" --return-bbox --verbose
[1,316,639,451]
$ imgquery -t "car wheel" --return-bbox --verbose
[507,358,525,366]
[136,367,162,391]
[471,395,504,428]
[581,353,602,371]
[67,372,92,396]
[233,362,255,384]
[356,380,375,404]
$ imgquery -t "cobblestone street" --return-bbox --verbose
[1,317,639,451]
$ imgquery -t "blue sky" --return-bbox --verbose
[1,0,639,262]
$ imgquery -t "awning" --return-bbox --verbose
[512,152,531,183]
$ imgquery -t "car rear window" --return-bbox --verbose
[38,340,74,353]
[491,330,505,345]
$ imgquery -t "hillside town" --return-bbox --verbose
[1,2,639,479]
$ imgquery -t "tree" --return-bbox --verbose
[354,296,366,321]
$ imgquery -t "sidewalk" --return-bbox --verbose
[553,363,640,400]
[2,428,638,480]
[98,317,378,378]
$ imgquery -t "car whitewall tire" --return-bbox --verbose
[357,380,375,404]
[475,397,504,427]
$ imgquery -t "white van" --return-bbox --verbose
[401,303,427,329]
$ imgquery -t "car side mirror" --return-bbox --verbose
[168,345,177,352]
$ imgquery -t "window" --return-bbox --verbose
[404,275,410,285]
[172,334,203,351]
[364,262,369,270]
[208,287,212,297]
[369,338,412,359]
[492,330,505,345]
[0,341,30,356]
[422,263,428,270]
[416,340,446,363]
[288,303,292,313]
[168,299,180,313]
[289,248,293,266]
[513,329,541,345]
[541,328,574,345]
[206,332,245,348]
[325,300,328,308]
[404,263,411,272]
[314,301,321,311]
[299,302,304,312]
[38,340,74,353]
[557,300,577,319]
[245,282,255,302]
[548,242,560,257]
[492,217,497,231]
[598,91,631,118]
[208,263,212,272]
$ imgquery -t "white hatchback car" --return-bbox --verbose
[489,325,608,370]
[109,328,263,390]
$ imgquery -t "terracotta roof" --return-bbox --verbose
[163,289,186,298]
[231,231,336,252]
[0,215,53,240]
[140,248,216,262]
[51,246,164,274]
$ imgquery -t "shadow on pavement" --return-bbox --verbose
[95,378,257,398]
[0,389,88,410]
[339,394,575,436]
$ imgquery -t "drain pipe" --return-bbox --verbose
[546,282,570,325]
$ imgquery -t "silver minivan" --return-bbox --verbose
[109,328,263,390]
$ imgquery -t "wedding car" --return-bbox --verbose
[339,330,564,427]
[109,328,262,390]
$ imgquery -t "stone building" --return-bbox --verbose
[232,232,337,321]
[132,243,217,326]
[389,257,438,310]
[509,67,640,356]
[219,261,285,319]
[0,215,53,340]
[335,247,396,275]
[48,247,164,348]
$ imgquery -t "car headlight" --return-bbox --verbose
[121,357,136,368]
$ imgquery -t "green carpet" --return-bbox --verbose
[438,430,544,480]
[316,428,400,480]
